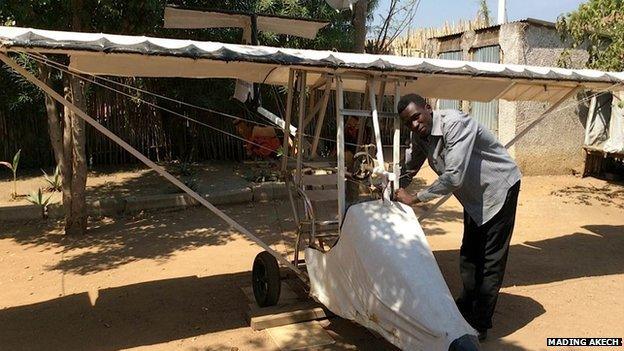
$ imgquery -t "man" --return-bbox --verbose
[394,94,521,341]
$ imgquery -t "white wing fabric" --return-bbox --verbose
[306,201,478,350]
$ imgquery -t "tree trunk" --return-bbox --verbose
[65,77,88,236]
[38,63,66,167]
[57,0,89,236]
[352,0,368,53]
[38,62,77,232]
[61,87,76,234]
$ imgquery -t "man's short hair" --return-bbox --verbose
[398,94,427,113]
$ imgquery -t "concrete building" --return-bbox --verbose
[429,18,589,175]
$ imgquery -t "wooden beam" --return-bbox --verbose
[296,71,307,183]
[367,80,385,167]
[335,77,345,224]
[304,86,317,129]
[249,302,330,331]
[310,78,331,159]
[356,81,370,150]
[281,69,295,172]
[392,82,401,194]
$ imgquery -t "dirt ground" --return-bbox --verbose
[1,167,623,351]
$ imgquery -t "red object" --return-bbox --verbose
[247,136,281,157]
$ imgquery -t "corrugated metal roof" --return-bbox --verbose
[430,18,556,40]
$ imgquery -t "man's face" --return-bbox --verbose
[399,102,433,137]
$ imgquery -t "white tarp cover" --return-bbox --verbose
[604,92,624,153]
[585,91,624,153]
[1,26,624,103]
[163,7,329,40]
[306,201,477,351]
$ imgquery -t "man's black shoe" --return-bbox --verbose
[477,329,487,342]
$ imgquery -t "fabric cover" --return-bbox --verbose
[585,91,624,153]
[604,92,624,153]
[2,26,624,103]
[306,200,478,351]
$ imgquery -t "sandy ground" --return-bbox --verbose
[0,167,623,351]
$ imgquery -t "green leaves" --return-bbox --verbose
[557,0,624,71]
[2,149,21,199]
[12,149,21,172]
[42,164,62,192]
[26,188,54,219]
[26,188,52,207]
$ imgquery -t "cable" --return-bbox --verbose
[22,52,622,191]
[25,53,378,190]
[24,52,398,149]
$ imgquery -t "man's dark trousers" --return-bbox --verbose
[456,181,521,331]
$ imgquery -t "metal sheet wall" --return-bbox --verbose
[437,51,463,110]
[471,46,500,135]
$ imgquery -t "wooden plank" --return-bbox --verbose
[267,320,335,350]
[305,189,339,202]
[304,86,317,128]
[250,301,331,331]
[296,71,307,183]
[310,77,331,159]
[297,173,338,186]
[392,82,401,193]
[281,69,295,172]
[368,80,385,166]
[335,77,346,224]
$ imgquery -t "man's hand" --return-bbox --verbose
[394,188,418,205]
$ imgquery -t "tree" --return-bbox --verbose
[556,0,624,71]
[0,0,90,235]
[352,0,369,53]
[477,0,491,26]
[368,0,420,54]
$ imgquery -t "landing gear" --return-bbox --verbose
[252,251,281,307]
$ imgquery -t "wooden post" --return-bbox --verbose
[296,71,307,184]
[392,81,401,194]
[335,76,346,224]
[356,80,370,151]
[310,77,331,159]
[281,69,295,172]
[367,79,385,167]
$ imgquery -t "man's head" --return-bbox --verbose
[398,94,433,137]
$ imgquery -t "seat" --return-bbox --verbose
[287,167,340,267]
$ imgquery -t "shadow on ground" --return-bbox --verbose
[1,201,297,275]
[0,273,253,351]
[550,181,624,209]
[434,224,624,289]
[0,272,399,351]
[432,224,623,343]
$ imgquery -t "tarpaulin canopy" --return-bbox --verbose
[164,7,329,40]
[585,91,624,153]
[1,26,623,102]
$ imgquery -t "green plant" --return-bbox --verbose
[26,188,53,219]
[42,165,62,192]
[1,149,21,199]
[557,0,624,71]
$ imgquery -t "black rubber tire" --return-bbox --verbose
[252,251,281,307]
